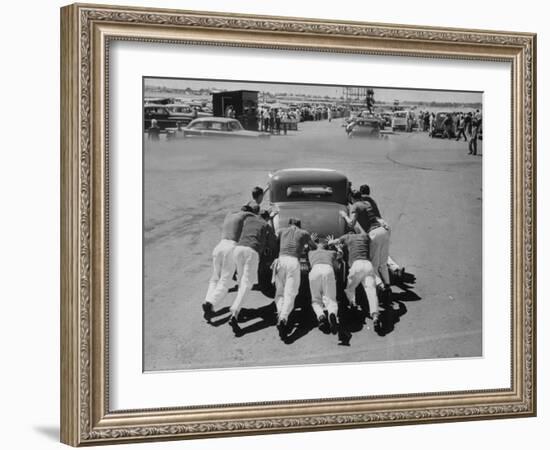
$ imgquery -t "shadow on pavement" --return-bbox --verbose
[376,270,421,337]
[231,303,278,337]
[204,270,421,344]
[337,269,421,342]
[207,306,231,327]
[283,306,318,344]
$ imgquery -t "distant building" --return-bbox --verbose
[212,90,259,131]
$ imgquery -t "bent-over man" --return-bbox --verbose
[328,232,381,330]
[202,205,258,321]
[228,212,271,331]
[274,218,317,338]
[341,191,391,292]
[359,184,404,279]
[308,240,340,334]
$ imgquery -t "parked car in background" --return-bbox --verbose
[144,104,211,131]
[164,103,212,124]
[346,115,382,138]
[144,105,172,130]
[182,117,271,138]
[430,111,455,138]
[391,110,411,131]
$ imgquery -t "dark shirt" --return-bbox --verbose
[221,211,253,241]
[350,200,380,233]
[339,234,370,265]
[278,225,315,258]
[308,249,337,271]
[359,195,381,218]
[237,215,270,254]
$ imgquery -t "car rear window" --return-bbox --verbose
[286,185,333,199]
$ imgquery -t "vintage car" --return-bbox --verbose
[144,104,212,132]
[258,168,404,294]
[144,105,172,131]
[181,117,270,138]
[391,110,411,131]
[268,168,349,239]
[430,111,455,138]
[164,104,212,124]
[346,115,382,137]
[259,168,351,288]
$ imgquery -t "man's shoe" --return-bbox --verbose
[229,315,241,335]
[372,312,382,333]
[318,314,329,332]
[329,313,339,335]
[277,319,288,340]
[202,302,214,321]
[338,328,352,346]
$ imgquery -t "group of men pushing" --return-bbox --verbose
[202,184,400,340]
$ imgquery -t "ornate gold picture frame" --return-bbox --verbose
[60,3,536,446]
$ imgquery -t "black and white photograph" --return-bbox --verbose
[143,77,483,372]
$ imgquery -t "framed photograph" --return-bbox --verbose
[60,3,536,446]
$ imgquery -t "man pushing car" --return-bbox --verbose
[273,218,317,339]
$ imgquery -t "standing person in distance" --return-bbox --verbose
[456,113,468,142]
[468,115,481,156]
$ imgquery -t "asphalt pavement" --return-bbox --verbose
[143,119,482,371]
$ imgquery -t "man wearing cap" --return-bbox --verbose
[228,210,272,332]
[327,232,381,330]
[307,239,341,334]
[274,218,317,339]
[202,205,258,321]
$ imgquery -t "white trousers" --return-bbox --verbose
[275,255,301,322]
[205,239,236,306]
[387,255,400,272]
[369,226,391,286]
[230,246,259,316]
[308,264,338,319]
[345,259,379,315]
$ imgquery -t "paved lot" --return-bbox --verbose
[143,119,482,371]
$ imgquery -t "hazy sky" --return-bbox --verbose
[145,77,482,104]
